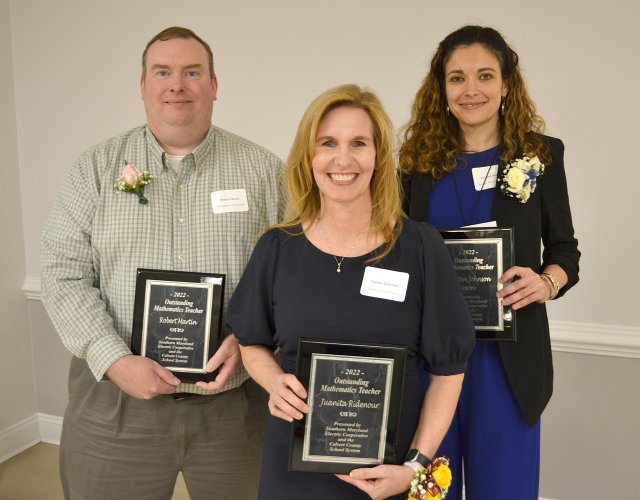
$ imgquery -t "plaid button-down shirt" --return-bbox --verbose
[42,124,285,394]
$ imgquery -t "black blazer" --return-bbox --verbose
[402,135,580,426]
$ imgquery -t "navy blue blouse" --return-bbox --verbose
[227,219,475,387]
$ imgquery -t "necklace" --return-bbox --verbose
[453,152,497,226]
[333,255,345,273]
[453,169,487,226]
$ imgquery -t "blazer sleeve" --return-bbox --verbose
[540,136,580,297]
[402,172,434,223]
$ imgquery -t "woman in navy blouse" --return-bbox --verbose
[227,84,475,499]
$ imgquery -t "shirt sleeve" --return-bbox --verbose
[276,161,288,223]
[225,229,280,349]
[41,152,131,381]
[415,222,476,375]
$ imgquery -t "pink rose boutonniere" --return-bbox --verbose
[115,161,153,204]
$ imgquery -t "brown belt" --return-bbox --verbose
[171,392,200,400]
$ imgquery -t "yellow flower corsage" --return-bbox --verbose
[407,456,451,499]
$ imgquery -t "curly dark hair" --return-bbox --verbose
[399,25,549,178]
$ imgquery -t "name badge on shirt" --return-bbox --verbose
[472,165,498,191]
[360,266,409,302]
[210,189,249,214]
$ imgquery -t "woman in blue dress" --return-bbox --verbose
[226,84,475,499]
[400,26,581,499]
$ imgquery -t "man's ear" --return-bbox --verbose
[211,75,218,101]
[140,74,146,100]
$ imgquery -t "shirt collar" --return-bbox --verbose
[191,126,215,166]
[144,125,215,174]
[144,126,167,176]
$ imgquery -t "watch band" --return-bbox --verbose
[405,448,431,467]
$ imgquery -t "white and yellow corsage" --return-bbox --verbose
[500,155,544,203]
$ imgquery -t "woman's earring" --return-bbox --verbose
[445,105,450,116]
[500,97,506,115]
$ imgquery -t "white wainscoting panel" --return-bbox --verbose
[0,413,62,463]
[0,414,40,463]
[24,276,639,359]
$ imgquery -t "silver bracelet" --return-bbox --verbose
[403,460,423,473]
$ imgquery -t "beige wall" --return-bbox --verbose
[0,0,37,430]
[28,302,70,416]
[540,352,640,499]
[5,0,640,498]
[10,0,640,328]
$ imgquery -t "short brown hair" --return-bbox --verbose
[142,26,215,77]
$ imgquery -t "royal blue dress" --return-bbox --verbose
[427,147,543,500]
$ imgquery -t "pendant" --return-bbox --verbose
[333,255,345,273]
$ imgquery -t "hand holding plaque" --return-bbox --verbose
[289,339,406,474]
[131,269,225,382]
[440,228,516,341]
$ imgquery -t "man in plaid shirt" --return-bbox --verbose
[42,26,284,500]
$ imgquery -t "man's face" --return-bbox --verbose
[141,37,218,134]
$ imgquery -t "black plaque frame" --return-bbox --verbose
[289,339,406,474]
[440,228,516,341]
[131,269,225,382]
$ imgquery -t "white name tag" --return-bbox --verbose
[360,266,409,302]
[463,220,498,228]
[211,189,249,214]
[471,164,498,191]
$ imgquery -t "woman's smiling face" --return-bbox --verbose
[445,43,508,135]
[312,106,376,208]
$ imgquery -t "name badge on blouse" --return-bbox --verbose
[360,267,409,302]
[211,189,249,214]
[472,165,498,190]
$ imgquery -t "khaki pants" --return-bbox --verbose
[60,357,268,500]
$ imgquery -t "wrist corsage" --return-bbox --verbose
[407,456,452,499]
[500,155,544,203]
[115,161,153,205]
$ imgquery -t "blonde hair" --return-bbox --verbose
[279,84,403,262]
[399,25,548,178]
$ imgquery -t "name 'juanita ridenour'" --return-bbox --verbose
[318,399,381,409]
[318,375,382,408]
